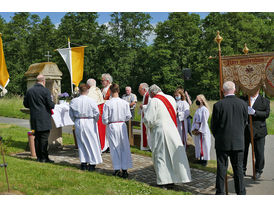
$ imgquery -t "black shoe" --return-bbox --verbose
[121,170,129,179]
[88,164,96,172]
[243,171,246,176]
[80,163,88,171]
[113,170,121,176]
[39,158,54,163]
[201,160,207,166]
[103,148,110,153]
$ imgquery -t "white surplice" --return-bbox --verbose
[176,100,190,149]
[191,106,211,160]
[69,95,102,165]
[143,92,191,185]
[102,97,133,170]
[140,92,151,150]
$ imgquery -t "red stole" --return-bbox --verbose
[104,88,111,100]
[142,92,150,147]
[97,103,106,150]
[154,94,177,127]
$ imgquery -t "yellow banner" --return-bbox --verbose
[0,34,9,89]
[71,47,85,87]
[221,53,274,97]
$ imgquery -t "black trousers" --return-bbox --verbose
[216,150,246,195]
[34,130,50,160]
[243,136,265,174]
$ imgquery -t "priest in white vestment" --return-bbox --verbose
[143,84,191,186]
[138,83,151,150]
[191,94,211,166]
[69,84,103,171]
[174,89,190,149]
[102,83,133,178]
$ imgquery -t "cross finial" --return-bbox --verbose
[45,51,52,62]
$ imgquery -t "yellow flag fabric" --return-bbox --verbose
[71,47,85,87]
[57,46,86,87]
[0,34,9,89]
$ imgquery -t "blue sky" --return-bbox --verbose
[0,12,210,26]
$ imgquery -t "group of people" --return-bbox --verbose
[24,73,270,194]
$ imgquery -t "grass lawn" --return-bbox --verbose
[0,123,189,195]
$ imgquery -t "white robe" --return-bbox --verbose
[140,92,151,150]
[144,92,191,185]
[176,100,190,149]
[102,97,133,170]
[69,95,103,165]
[191,106,211,160]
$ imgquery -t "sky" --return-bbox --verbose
[0,12,210,26]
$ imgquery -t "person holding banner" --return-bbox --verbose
[174,89,190,150]
[243,89,270,179]
[191,94,211,166]
[211,81,248,195]
[102,83,133,178]
[143,84,191,187]
[138,83,151,150]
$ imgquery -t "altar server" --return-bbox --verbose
[69,84,102,171]
[191,94,211,166]
[102,83,132,178]
[174,89,190,149]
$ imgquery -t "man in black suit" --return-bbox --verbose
[23,74,55,163]
[211,81,248,195]
[243,90,270,179]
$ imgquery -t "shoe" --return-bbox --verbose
[243,171,246,176]
[103,148,110,153]
[201,160,207,166]
[121,170,129,179]
[39,158,54,163]
[113,170,121,176]
[88,164,96,172]
[80,163,88,171]
[255,172,262,180]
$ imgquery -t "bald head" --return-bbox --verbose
[37,74,46,87]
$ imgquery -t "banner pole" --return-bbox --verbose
[215,31,228,195]
[248,96,256,180]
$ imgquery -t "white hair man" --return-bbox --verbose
[122,86,137,119]
[211,81,248,195]
[87,78,104,105]
[143,84,191,187]
[138,82,151,150]
[101,73,113,100]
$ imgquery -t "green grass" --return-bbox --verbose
[0,95,29,119]
[0,156,189,195]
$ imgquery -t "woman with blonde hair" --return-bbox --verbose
[191,94,211,166]
[174,89,190,149]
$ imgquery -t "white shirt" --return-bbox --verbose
[250,93,259,107]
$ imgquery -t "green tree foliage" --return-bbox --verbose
[0,12,272,99]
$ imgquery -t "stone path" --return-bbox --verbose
[13,145,216,195]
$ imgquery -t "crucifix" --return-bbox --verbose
[45,51,52,62]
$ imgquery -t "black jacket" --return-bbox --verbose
[211,95,248,151]
[23,83,55,132]
[244,95,270,139]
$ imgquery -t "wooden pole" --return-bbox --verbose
[0,138,10,192]
[248,96,256,180]
[215,31,228,194]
